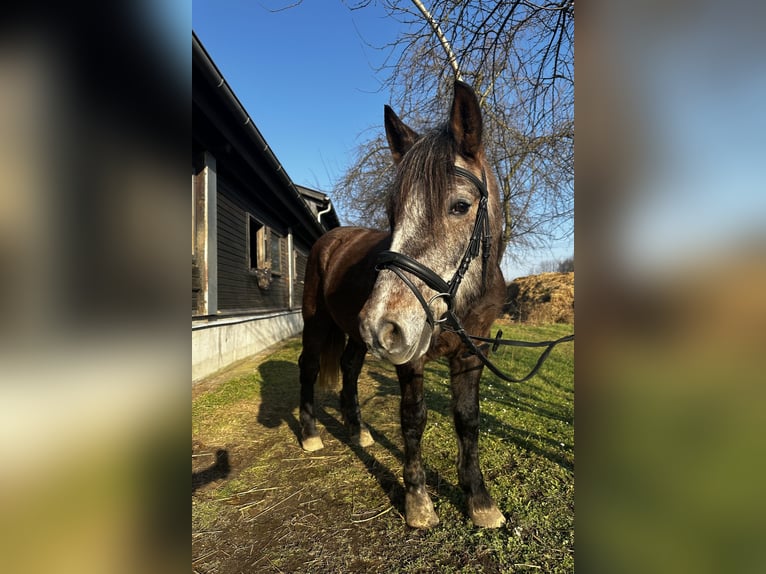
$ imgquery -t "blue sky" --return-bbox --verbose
[192,1,573,278]
[193,1,398,192]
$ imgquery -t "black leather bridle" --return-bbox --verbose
[376,166,491,328]
[375,165,573,383]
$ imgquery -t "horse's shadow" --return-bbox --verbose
[256,360,303,440]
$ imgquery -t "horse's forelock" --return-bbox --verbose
[388,127,455,234]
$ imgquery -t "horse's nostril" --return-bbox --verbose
[378,320,402,351]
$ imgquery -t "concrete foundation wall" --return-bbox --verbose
[192,311,303,382]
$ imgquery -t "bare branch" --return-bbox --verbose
[261,0,304,13]
[410,0,462,80]
[337,0,573,260]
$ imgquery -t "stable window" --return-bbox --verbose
[247,214,268,271]
[247,214,284,288]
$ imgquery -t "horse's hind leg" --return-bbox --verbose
[450,354,506,528]
[299,350,324,452]
[339,338,374,447]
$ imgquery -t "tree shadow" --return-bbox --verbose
[487,416,573,472]
[537,371,575,396]
[486,384,573,426]
[478,384,574,472]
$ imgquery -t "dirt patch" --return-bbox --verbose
[504,272,574,324]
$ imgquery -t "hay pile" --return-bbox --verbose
[504,272,574,324]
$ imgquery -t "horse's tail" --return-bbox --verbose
[317,327,345,389]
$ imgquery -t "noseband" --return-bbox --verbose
[375,165,574,383]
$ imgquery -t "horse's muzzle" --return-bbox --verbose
[359,279,436,365]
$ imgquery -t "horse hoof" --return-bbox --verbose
[301,435,324,452]
[353,428,375,448]
[469,504,506,528]
[405,491,440,529]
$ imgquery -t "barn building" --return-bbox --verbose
[192,32,339,381]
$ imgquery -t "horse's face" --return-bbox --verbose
[360,82,498,365]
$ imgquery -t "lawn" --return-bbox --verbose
[192,319,574,573]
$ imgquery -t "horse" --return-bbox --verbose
[298,80,507,529]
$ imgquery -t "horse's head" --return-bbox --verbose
[360,81,502,365]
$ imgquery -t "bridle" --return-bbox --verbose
[376,166,491,328]
[375,165,573,383]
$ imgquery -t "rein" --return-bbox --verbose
[375,165,574,383]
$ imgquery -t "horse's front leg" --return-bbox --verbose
[339,338,374,447]
[397,359,439,529]
[450,353,506,528]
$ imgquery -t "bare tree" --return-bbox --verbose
[558,256,574,273]
[337,0,574,264]
[336,133,396,230]
[533,259,557,274]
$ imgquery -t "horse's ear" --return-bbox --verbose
[449,80,483,159]
[384,105,419,164]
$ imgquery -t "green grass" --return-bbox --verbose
[192,321,574,573]
[402,322,574,572]
[192,338,303,437]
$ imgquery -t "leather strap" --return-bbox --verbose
[375,250,450,295]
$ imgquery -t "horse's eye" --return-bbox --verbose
[450,200,472,216]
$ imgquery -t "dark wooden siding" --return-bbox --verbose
[192,258,201,312]
[216,174,290,312]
